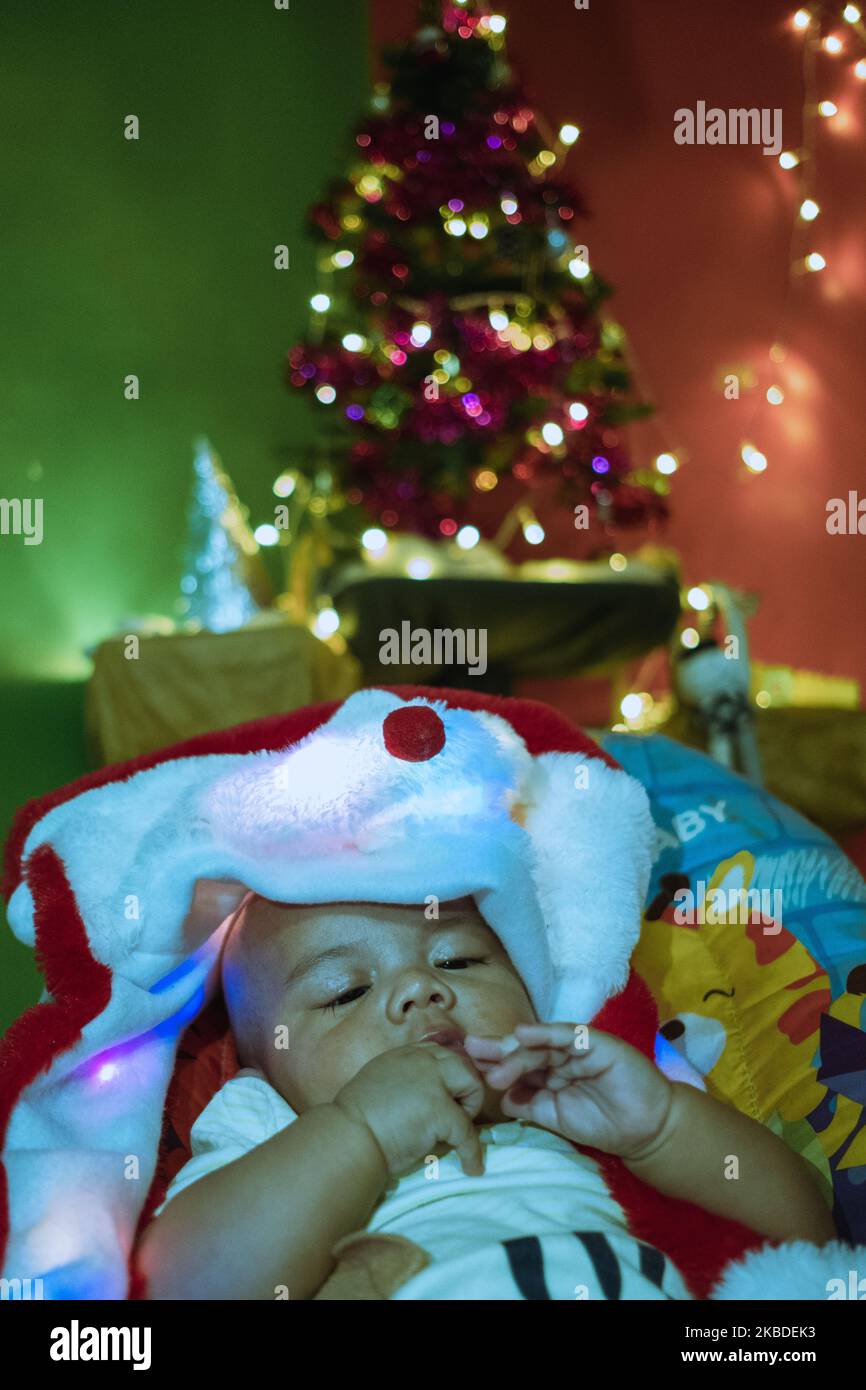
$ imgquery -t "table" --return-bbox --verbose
[85,618,361,764]
[332,569,682,693]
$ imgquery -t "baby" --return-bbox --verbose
[136,893,836,1300]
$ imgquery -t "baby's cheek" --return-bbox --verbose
[296,1026,376,1106]
[473,966,536,1017]
[270,1007,349,1106]
[262,1035,317,1113]
[463,984,536,1036]
[327,1027,391,1095]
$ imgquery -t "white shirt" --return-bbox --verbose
[154,1067,691,1300]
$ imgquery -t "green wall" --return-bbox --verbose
[0,0,370,1030]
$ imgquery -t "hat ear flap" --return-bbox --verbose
[519,752,657,1023]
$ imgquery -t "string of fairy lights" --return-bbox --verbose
[736,3,866,478]
[613,2,866,731]
[619,1,866,502]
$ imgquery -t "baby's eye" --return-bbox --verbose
[436,957,489,970]
[321,986,368,1014]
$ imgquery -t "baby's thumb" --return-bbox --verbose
[455,1121,485,1177]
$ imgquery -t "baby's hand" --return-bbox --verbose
[334,1042,487,1180]
[463,1023,673,1160]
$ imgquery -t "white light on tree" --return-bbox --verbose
[620,693,643,720]
[655,453,679,475]
[310,293,331,312]
[541,422,564,446]
[410,321,432,346]
[568,257,590,280]
[805,251,826,271]
[687,586,710,611]
[523,522,545,545]
[254,524,279,546]
[681,627,700,649]
[500,196,518,215]
[406,556,434,579]
[844,4,861,21]
[361,527,388,553]
[315,385,336,404]
[568,401,589,422]
[767,386,784,405]
[799,198,820,221]
[489,309,509,331]
[273,472,296,497]
[559,123,580,145]
[489,13,507,31]
[779,150,800,168]
[333,250,354,268]
[456,525,480,549]
[342,333,365,352]
[314,608,340,637]
[819,100,838,117]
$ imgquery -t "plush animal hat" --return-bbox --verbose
[0,685,853,1300]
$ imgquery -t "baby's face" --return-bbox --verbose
[221,896,537,1124]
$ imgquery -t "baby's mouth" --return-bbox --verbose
[420,1028,468,1054]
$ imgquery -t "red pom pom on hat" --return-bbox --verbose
[382,705,446,762]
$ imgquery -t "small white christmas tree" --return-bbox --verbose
[178,438,264,633]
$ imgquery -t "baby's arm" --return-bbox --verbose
[467,1023,836,1247]
[623,1081,837,1245]
[135,1102,388,1300]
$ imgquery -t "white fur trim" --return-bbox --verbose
[710,1240,866,1301]
[519,752,656,1022]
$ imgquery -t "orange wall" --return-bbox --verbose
[370,0,866,692]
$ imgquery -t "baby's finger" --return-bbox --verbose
[430,1044,487,1121]
[462,1034,516,1062]
[484,1045,560,1090]
[465,1028,566,1060]
[514,1022,594,1053]
[486,1067,549,1097]
[461,1054,503,1076]
[449,1108,486,1177]
[546,1073,573,1091]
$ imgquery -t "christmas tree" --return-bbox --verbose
[285,0,666,542]
[178,438,269,633]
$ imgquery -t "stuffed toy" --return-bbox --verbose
[0,685,861,1300]
[635,856,836,1199]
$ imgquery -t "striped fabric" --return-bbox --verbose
[391,1230,691,1301]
